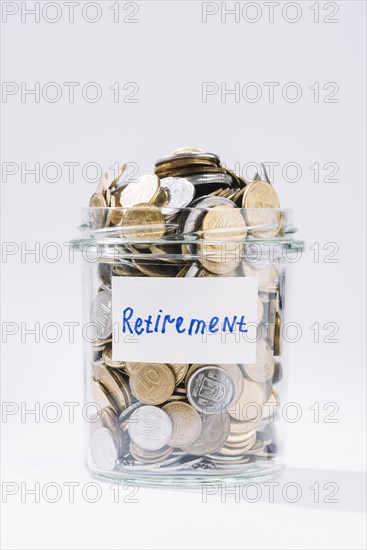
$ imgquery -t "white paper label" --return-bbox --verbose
[112,276,258,364]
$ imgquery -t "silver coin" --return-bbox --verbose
[160,177,195,209]
[119,402,144,425]
[186,172,233,187]
[182,412,231,456]
[90,427,118,471]
[128,405,172,451]
[187,366,235,415]
[90,290,112,340]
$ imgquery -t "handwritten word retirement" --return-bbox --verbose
[122,307,248,336]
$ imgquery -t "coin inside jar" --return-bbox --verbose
[129,363,175,405]
[121,204,165,241]
[90,290,112,340]
[90,427,119,471]
[162,402,202,447]
[119,173,160,208]
[243,339,275,383]
[182,412,231,456]
[160,177,195,209]
[228,379,266,422]
[128,405,172,451]
[187,365,235,414]
[242,180,281,238]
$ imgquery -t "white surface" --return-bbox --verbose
[1,1,366,549]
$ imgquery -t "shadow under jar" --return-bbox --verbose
[72,206,303,487]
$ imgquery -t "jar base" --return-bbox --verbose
[88,461,285,489]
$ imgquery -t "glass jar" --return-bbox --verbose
[73,206,303,487]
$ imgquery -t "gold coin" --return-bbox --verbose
[154,188,170,208]
[102,344,126,370]
[91,380,117,413]
[120,174,160,208]
[168,363,188,385]
[228,379,266,422]
[242,180,281,238]
[89,192,106,208]
[162,402,202,447]
[229,418,259,435]
[109,369,132,407]
[129,363,175,405]
[242,180,280,209]
[92,362,127,413]
[219,432,257,456]
[129,442,172,463]
[201,205,246,259]
[121,204,165,241]
[199,256,240,275]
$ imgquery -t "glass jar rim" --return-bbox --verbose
[72,207,304,251]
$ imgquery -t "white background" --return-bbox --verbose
[1,1,366,549]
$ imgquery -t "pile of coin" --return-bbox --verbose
[84,147,285,475]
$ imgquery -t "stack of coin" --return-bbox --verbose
[85,147,285,474]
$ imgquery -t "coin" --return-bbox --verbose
[90,427,118,471]
[130,442,172,463]
[242,180,281,238]
[154,188,170,208]
[160,177,195,209]
[219,431,257,456]
[90,290,112,340]
[243,339,275,383]
[228,379,265,422]
[129,363,175,405]
[181,195,235,255]
[89,193,107,228]
[168,363,189,385]
[120,174,160,208]
[109,369,132,407]
[242,180,280,210]
[121,204,165,241]
[102,344,126,369]
[182,412,231,456]
[89,192,107,208]
[162,402,202,447]
[201,204,246,259]
[128,405,172,451]
[91,380,117,413]
[198,210,244,266]
[92,361,128,413]
[187,365,235,415]
[112,260,145,277]
[220,364,244,403]
[199,256,240,275]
